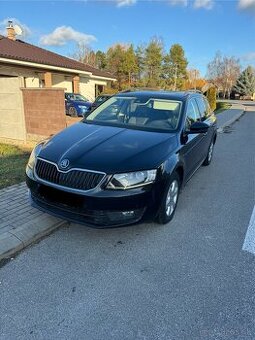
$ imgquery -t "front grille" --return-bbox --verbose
[35,159,105,191]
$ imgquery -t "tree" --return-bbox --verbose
[122,45,138,87]
[106,44,127,89]
[206,87,217,111]
[144,37,163,87]
[207,52,240,98]
[95,50,107,70]
[135,44,146,82]
[162,44,188,90]
[71,43,96,66]
[234,66,255,96]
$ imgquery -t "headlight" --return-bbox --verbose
[26,141,46,179]
[106,170,157,190]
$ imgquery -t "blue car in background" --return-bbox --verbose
[65,93,92,117]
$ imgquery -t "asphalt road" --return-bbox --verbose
[1,111,255,340]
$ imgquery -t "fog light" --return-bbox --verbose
[122,211,135,217]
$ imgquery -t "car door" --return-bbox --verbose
[181,98,206,180]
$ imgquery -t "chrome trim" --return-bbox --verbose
[36,157,106,175]
[34,157,107,195]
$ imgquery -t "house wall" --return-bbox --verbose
[52,74,73,92]
[80,77,108,101]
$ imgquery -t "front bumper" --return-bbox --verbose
[26,176,160,228]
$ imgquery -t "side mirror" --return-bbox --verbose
[188,121,209,134]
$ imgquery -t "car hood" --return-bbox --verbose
[38,122,178,173]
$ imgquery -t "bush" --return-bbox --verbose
[206,87,217,111]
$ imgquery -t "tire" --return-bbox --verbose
[203,139,214,166]
[156,172,180,225]
[69,106,78,117]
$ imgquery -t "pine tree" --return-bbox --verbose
[234,66,255,96]
[144,37,163,87]
[122,45,138,87]
[164,44,188,90]
[95,51,107,70]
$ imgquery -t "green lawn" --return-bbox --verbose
[215,101,231,114]
[0,143,32,189]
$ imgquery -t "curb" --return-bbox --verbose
[217,108,246,133]
[0,214,68,262]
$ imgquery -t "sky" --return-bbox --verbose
[0,0,254,76]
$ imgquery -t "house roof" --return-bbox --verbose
[0,35,115,80]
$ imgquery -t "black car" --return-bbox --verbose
[91,94,112,110]
[26,91,217,227]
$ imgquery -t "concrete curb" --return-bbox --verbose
[217,105,246,133]
[0,213,68,262]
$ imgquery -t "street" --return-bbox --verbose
[0,110,255,340]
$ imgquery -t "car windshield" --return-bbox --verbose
[85,95,182,132]
[67,94,88,101]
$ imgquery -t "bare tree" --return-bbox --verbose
[70,43,97,67]
[187,68,201,89]
[207,52,240,98]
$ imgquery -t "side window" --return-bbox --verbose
[196,97,207,121]
[185,99,200,129]
[203,97,212,117]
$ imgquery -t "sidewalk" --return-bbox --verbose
[0,104,246,261]
[216,103,246,132]
[0,183,67,261]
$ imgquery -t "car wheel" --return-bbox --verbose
[203,139,214,166]
[156,172,180,225]
[69,107,77,117]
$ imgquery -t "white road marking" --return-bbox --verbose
[242,204,255,255]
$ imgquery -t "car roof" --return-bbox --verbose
[115,90,203,101]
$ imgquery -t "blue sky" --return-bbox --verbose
[0,0,254,76]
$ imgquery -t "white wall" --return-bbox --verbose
[52,74,73,92]
[80,77,107,101]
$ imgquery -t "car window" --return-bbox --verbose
[86,95,182,132]
[203,97,212,117]
[195,97,207,121]
[185,99,200,129]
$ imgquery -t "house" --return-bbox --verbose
[0,22,116,142]
[0,22,116,101]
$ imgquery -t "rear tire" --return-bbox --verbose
[156,172,180,225]
[203,139,214,166]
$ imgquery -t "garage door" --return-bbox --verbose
[0,76,26,140]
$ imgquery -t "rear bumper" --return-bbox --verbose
[26,176,161,228]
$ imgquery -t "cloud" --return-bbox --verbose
[116,0,136,7]
[168,0,188,7]
[238,0,255,12]
[40,26,97,46]
[0,18,31,38]
[193,0,214,10]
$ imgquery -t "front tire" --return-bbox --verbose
[69,106,77,117]
[156,172,180,225]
